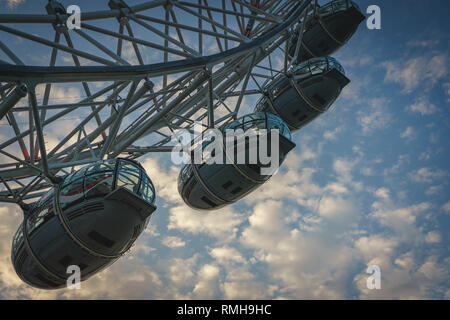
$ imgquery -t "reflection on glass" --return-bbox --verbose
[12,225,23,257]
[292,56,345,77]
[58,159,156,210]
[117,161,141,194]
[319,0,360,15]
[84,172,113,199]
[223,112,292,141]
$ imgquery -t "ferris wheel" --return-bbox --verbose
[0,0,316,205]
[0,0,365,289]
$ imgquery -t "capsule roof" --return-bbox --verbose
[292,56,345,77]
[318,0,361,16]
[58,158,155,205]
[223,112,292,141]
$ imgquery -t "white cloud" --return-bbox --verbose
[222,280,266,300]
[325,183,349,195]
[406,40,439,48]
[162,236,186,248]
[209,246,246,265]
[409,167,447,183]
[167,256,197,294]
[168,205,245,241]
[357,98,392,135]
[361,167,375,176]
[354,253,448,300]
[355,235,398,268]
[141,157,181,205]
[425,185,443,196]
[417,256,448,280]
[371,201,430,238]
[2,0,26,9]
[395,252,414,270]
[240,200,360,299]
[406,97,438,115]
[374,188,390,199]
[318,196,357,220]
[382,54,448,93]
[442,202,450,213]
[383,154,409,176]
[424,231,441,244]
[333,158,353,177]
[443,82,450,102]
[400,126,416,141]
[192,264,221,299]
[323,127,342,141]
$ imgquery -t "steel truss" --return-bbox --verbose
[0,0,316,205]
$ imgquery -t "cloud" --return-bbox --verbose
[355,253,449,299]
[239,199,360,299]
[416,256,448,281]
[167,256,197,296]
[406,97,438,115]
[374,188,390,199]
[168,205,245,241]
[354,235,398,267]
[243,148,322,207]
[318,196,358,220]
[1,0,26,9]
[382,54,448,93]
[323,127,342,141]
[409,167,448,183]
[426,185,443,196]
[406,40,439,48]
[357,98,392,135]
[424,231,441,244]
[192,264,221,299]
[162,236,186,248]
[141,157,181,205]
[209,246,246,265]
[400,126,416,141]
[371,200,430,239]
[443,83,450,102]
[442,202,450,213]
[383,154,409,176]
[221,280,266,300]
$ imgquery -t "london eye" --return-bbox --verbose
[0,0,365,289]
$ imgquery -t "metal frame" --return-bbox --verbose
[0,0,316,205]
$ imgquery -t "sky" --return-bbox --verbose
[0,0,449,299]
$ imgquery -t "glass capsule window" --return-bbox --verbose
[223,112,292,141]
[292,56,345,79]
[37,188,54,207]
[12,225,23,255]
[178,164,194,188]
[59,167,86,208]
[139,174,156,203]
[318,0,360,16]
[27,204,53,235]
[84,161,115,199]
[116,161,141,194]
[59,159,155,210]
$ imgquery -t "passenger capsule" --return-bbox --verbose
[289,0,365,63]
[12,158,156,289]
[178,112,296,210]
[254,56,349,132]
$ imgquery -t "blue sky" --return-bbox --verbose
[0,0,449,299]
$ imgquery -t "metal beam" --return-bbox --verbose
[0,84,27,120]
